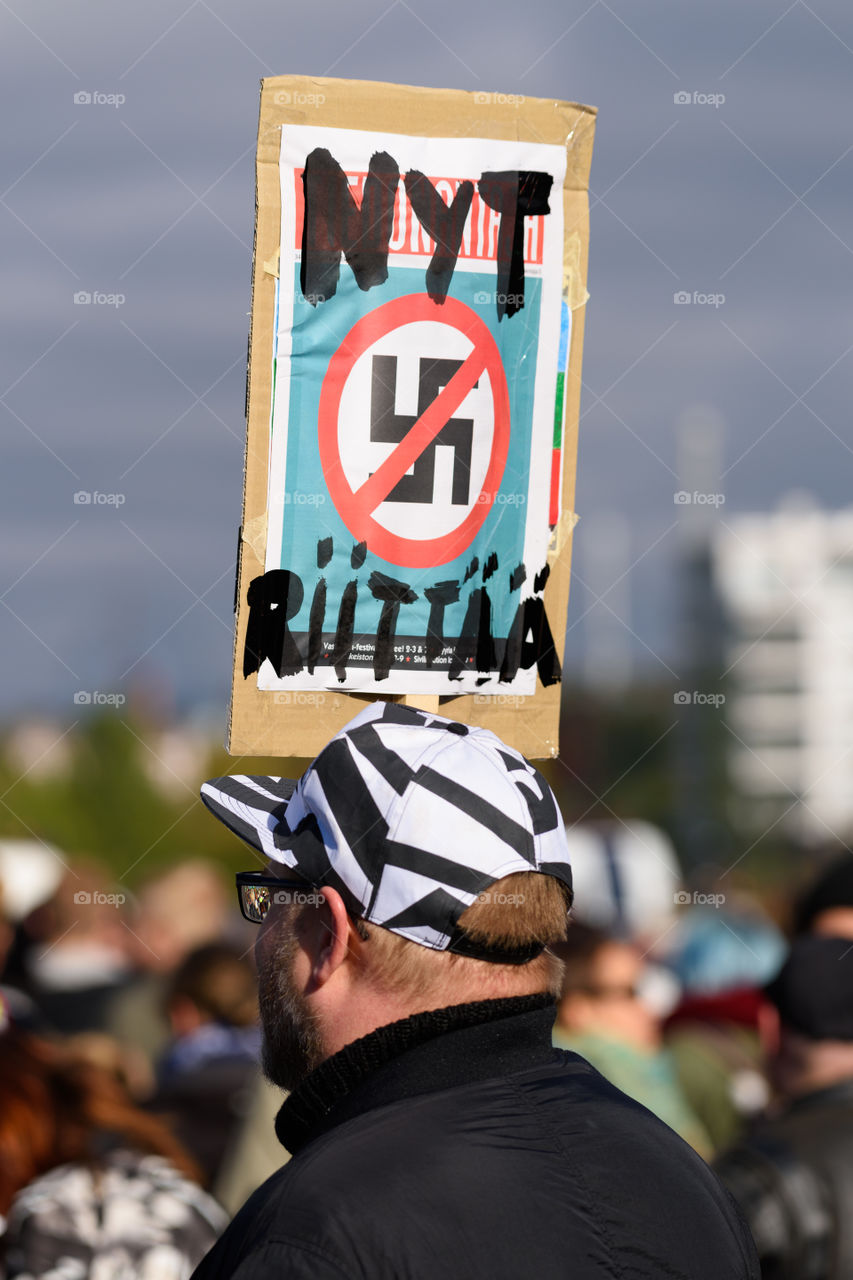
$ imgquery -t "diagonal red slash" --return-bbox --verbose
[352,343,488,517]
[318,294,510,568]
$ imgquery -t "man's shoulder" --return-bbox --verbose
[272,1048,728,1204]
[285,1049,639,1165]
[258,1053,748,1246]
[194,1052,757,1280]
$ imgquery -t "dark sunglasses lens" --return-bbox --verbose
[241,884,271,923]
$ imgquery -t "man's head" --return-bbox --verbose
[201,702,573,1088]
[793,851,853,940]
[552,923,658,1051]
[166,942,258,1037]
[765,934,853,1098]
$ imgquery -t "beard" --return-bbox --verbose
[256,918,325,1091]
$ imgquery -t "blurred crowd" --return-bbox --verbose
[0,848,285,1279]
[1,828,853,1277]
[556,823,853,1278]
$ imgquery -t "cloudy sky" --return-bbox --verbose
[3,0,853,720]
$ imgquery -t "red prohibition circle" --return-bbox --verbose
[317,294,510,569]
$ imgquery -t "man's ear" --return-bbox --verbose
[304,887,361,991]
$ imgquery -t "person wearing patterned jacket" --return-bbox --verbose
[0,1029,226,1279]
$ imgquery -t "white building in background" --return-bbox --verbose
[713,496,853,843]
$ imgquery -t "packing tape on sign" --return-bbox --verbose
[564,232,588,312]
[549,509,580,559]
[263,248,280,279]
[242,512,268,565]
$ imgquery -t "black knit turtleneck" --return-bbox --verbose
[275,992,557,1155]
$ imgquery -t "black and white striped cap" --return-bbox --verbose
[201,701,572,959]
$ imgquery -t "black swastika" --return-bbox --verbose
[369,355,475,505]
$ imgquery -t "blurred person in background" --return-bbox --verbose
[148,942,262,1188]
[153,943,290,1215]
[0,1026,226,1279]
[715,936,853,1280]
[793,848,853,939]
[561,819,684,1014]
[563,819,787,1155]
[0,840,64,1028]
[19,860,133,1036]
[211,1070,289,1219]
[663,897,784,1152]
[105,859,233,1077]
[0,885,26,1032]
[552,922,712,1156]
[562,820,683,944]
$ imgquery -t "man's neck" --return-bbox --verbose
[275,993,558,1155]
[314,972,552,1061]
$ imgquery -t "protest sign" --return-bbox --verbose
[229,75,596,756]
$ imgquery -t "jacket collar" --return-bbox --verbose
[275,993,557,1155]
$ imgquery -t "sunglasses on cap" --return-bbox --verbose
[235,871,325,924]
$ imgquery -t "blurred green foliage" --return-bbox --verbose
[0,691,805,910]
[0,710,313,887]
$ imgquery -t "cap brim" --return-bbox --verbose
[200,775,298,857]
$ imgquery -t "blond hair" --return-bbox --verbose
[359,871,571,1001]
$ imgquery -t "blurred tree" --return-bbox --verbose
[0,712,310,886]
[0,699,803,907]
[546,682,674,830]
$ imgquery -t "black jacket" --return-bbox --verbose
[193,995,759,1279]
[715,1076,853,1279]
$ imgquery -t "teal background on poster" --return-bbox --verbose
[273,265,544,643]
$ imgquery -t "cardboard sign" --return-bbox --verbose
[229,76,596,757]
